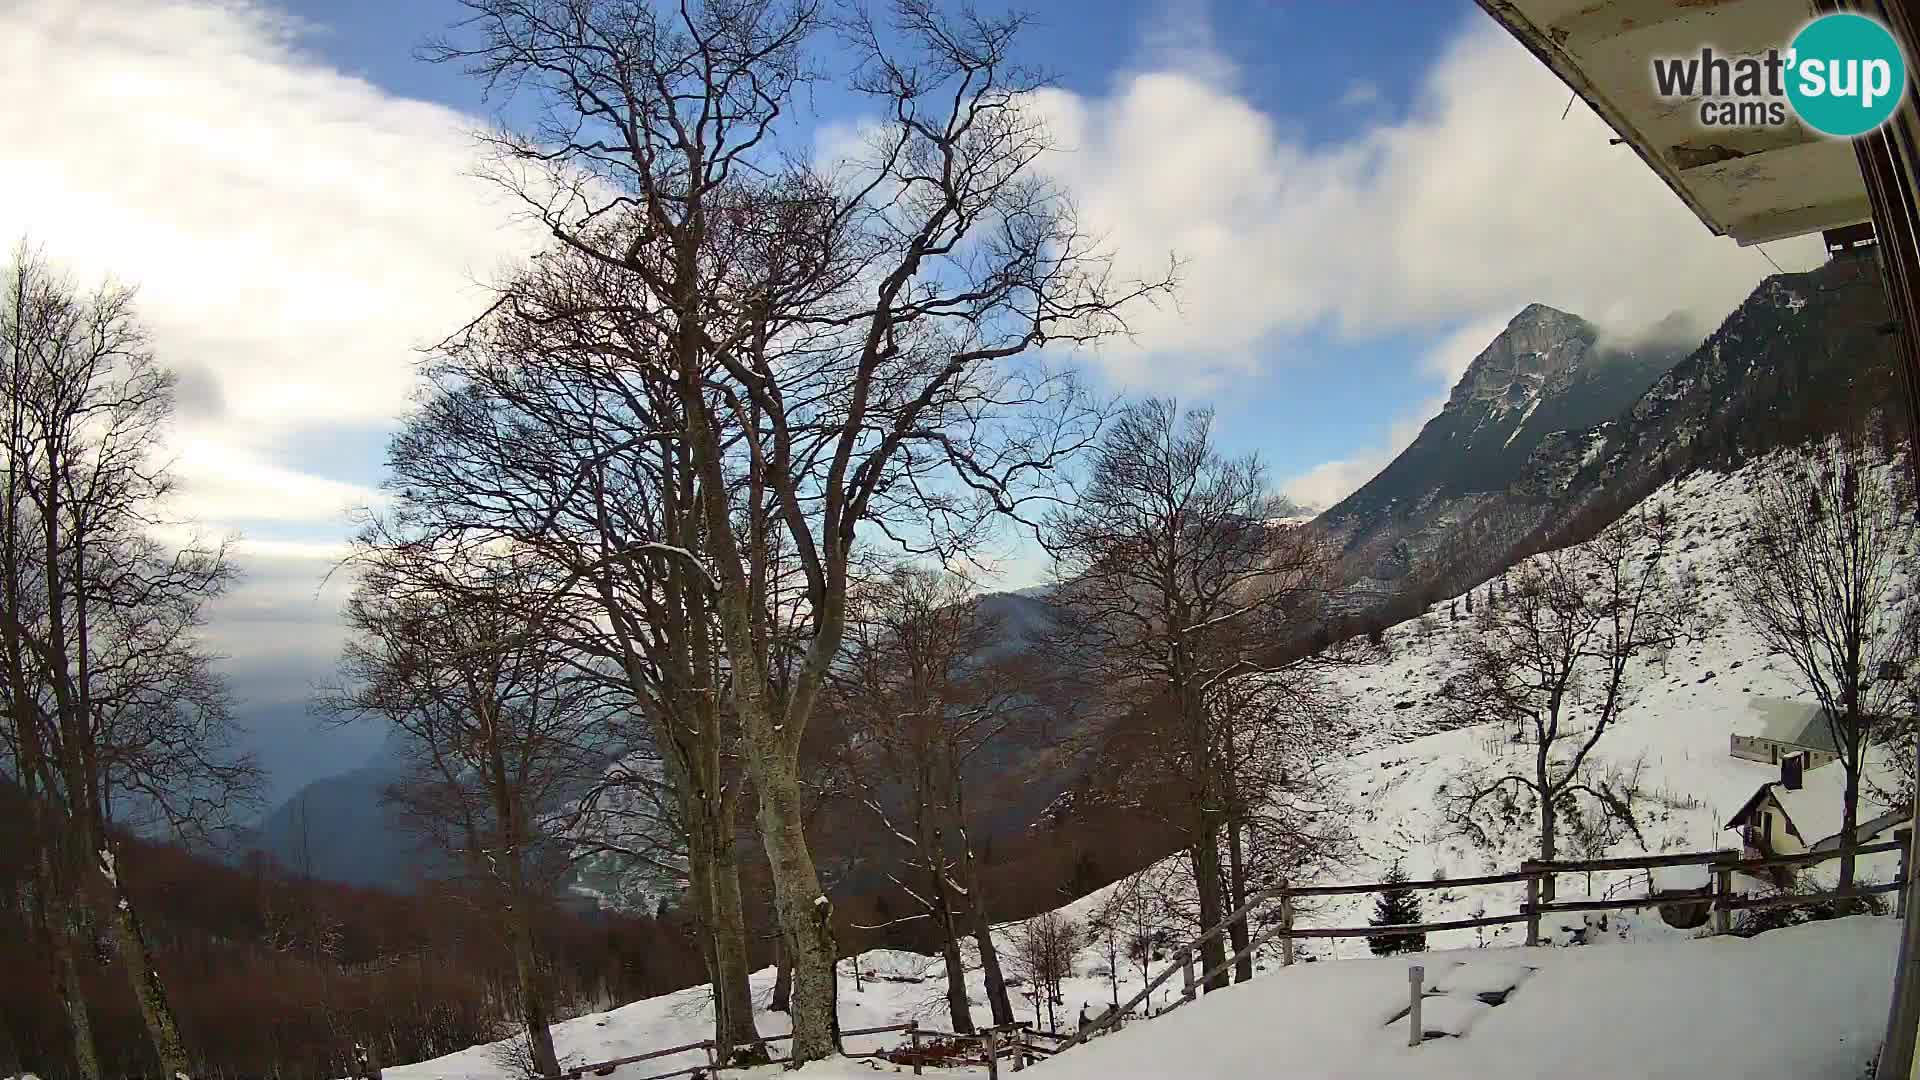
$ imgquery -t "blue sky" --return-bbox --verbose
[0,0,1822,805]
[266,0,1477,492]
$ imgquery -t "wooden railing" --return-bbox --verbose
[548,1018,1075,1079]
[504,831,1912,1076]
[554,1021,918,1079]
[1063,829,1913,1049]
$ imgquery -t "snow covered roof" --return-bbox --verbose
[1726,759,1901,849]
[1809,808,1911,854]
[1738,696,1842,755]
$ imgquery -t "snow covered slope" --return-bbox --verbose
[1288,456,1904,955]
[379,917,1898,1080]
[1035,916,1896,1080]
[381,454,1908,1078]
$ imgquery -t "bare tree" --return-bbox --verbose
[378,240,776,1062]
[829,564,1040,1032]
[329,546,610,1078]
[424,1,1171,1059]
[1041,399,1333,990]
[1441,509,1700,899]
[1007,910,1077,1034]
[1724,434,1916,890]
[0,244,255,1080]
[1204,662,1352,979]
[1083,871,1167,1019]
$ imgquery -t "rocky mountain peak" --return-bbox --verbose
[1444,304,1598,414]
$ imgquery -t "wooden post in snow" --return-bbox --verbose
[1522,863,1542,946]
[1279,878,1296,967]
[1180,947,1196,1002]
[1407,965,1425,1048]
[1712,864,1734,936]
[908,1021,921,1077]
[984,1026,999,1080]
[1899,829,1913,920]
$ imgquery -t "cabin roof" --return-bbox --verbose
[1740,696,1843,755]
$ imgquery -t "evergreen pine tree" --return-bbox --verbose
[1367,860,1426,957]
[1465,589,1473,614]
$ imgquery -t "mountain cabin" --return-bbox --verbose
[1725,751,1907,862]
[1729,696,1844,771]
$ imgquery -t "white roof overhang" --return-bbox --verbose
[1478,0,1873,245]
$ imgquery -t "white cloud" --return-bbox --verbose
[0,0,541,799]
[0,0,537,533]
[1280,309,1538,508]
[1,2,1839,580]
[1421,312,1520,385]
[1282,405,1435,511]
[169,429,384,528]
[1033,19,1825,398]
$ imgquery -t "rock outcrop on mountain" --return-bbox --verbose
[1322,248,1900,612]
[1319,304,1686,594]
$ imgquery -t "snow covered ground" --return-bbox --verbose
[382,916,1898,1080]
[1270,457,1906,957]
[1031,915,1897,1080]
[383,456,1910,1078]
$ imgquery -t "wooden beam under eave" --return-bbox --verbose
[1728,199,1877,243]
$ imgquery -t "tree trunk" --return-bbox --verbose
[1839,757,1862,892]
[89,841,192,1076]
[18,778,98,1080]
[753,768,838,1061]
[44,876,100,1080]
[955,816,1013,1025]
[507,902,560,1078]
[1188,821,1229,992]
[936,906,973,1034]
[770,935,792,1013]
[1538,792,1558,904]
[706,851,765,1063]
[1225,819,1252,984]
[921,822,973,1034]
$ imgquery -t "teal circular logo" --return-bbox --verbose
[1787,13,1906,137]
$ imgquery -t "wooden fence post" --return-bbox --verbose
[1522,863,1541,947]
[1900,829,1913,920]
[1407,965,1425,1048]
[1181,947,1196,1001]
[1279,878,1296,967]
[1712,864,1733,936]
[908,1021,921,1077]
[984,1026,999,1080]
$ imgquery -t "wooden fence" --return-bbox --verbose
[540,1018,1076,1080]
[549,1021,921,1079]
[1063,830,1912,1049]
[356,832,1908,1078]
